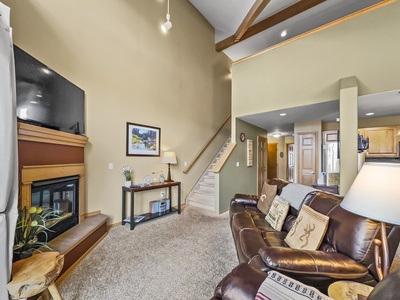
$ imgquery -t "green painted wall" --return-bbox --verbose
[217,119,267,212]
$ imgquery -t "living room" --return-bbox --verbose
[1,0,400,299]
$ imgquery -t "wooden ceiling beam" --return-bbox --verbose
[216,0,326,52]
[234,0,271,42]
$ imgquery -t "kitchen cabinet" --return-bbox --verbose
[358,126,399,158]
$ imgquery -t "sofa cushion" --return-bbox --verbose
[257,182,277,214]
[265,195,290,231]
[285,204,329,251]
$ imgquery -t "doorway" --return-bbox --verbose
[267,143,278,180]
[286,143,294,182]
[257,136,268,195]
[298,133,317,186]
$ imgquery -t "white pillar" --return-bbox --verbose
[339,76,358,195]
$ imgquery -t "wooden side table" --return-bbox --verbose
[328,281,374,300]
[7,252,64,300]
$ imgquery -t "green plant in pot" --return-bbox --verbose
[13,206,61,261]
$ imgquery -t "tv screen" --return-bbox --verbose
[14,45,85,135]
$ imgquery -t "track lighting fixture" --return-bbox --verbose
[161,0,172,33]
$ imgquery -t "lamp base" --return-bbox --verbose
[374,222,389,281]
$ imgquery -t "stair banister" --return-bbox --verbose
[182,114,231,174]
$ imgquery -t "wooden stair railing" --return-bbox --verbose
[182,114,231,174]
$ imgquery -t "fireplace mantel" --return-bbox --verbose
[18,122,89,223]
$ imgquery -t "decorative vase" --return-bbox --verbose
[124,180,131,188]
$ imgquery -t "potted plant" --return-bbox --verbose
[13,206,61,262]
[122,165,133,187]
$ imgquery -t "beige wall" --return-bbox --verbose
[6,0,232,223]
[231,1,400,190]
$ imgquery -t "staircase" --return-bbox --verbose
[186,136,231,211]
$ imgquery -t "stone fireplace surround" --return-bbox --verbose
[18,122,108,281]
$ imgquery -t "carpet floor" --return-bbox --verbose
[58,206,238,300]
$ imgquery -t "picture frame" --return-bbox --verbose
[126,122,161,156]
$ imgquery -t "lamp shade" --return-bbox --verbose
[161,151,177,164]
[340,163,400,225]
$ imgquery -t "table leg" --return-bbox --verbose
[130,191,135,230]
[122,189,126,225]
[178,183,181,214]
[168,186,172,212]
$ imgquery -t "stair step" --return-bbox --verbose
[187,201,215,211]
[188,193,215,205]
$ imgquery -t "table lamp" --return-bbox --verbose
[340,163,400,280]
[161,151,177,182]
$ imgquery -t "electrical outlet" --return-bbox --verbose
[161,192,165,198]
[108,163,114,170]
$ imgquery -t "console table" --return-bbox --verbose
[122,181,181,230]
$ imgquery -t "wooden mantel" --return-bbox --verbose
[18,122,88,147]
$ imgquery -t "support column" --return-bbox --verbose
[339,76,358,195]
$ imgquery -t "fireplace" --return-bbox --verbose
[31,175,79,240]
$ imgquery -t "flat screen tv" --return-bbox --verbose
[14,45,85,135]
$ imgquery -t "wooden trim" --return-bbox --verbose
[183,114,231,174]
[83,211,101,218]
[233,0,396,64]
[18,122,88,147]
[217,0,325,52]
[55,231,108,284]
[108,222,122,229]
[213,143,237,173]
[234,0,271,42]
[21,164,86,222]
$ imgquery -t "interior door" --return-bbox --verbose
[287,143,294,182]
[267,143,278,180]
[257,136,268,195]
[299,133,316,186]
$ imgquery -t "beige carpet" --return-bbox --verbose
[58,206,237,299]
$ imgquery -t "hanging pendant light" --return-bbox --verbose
[161,0,172,33]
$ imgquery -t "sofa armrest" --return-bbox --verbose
[258,246,369,279]
[232,193,259,205]
[212,263,267,300]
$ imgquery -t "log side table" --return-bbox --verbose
[7,252,64,300]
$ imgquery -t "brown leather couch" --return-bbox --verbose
[211,263,400,300]
[213,178,400,297]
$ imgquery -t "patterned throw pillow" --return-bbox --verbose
[265,195,290,231]
[284,204,329,250]
[257,182,278,214]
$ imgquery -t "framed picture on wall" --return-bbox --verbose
[126,122,161,156]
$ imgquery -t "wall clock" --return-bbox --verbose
[240,133,246,142]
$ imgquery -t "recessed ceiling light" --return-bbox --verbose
[279,113,286,116]
[281,30,287,37]
[365,112,375,116]
[30,101,38,104]
[42,68,51,74]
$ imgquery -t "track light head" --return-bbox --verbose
[161,13,172,33]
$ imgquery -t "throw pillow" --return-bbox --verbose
[265,195,290,231]
[284,204,329,251]
[257,182,278,214]
[256,270,334,300]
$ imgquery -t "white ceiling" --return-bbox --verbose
[188,0,383,61]
[187,0,399,134]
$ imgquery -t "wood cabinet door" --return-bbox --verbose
[362,127,397,156]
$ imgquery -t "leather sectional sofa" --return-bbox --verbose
[212,178,400,298]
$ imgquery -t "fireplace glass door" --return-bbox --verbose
[31,175,79,240]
